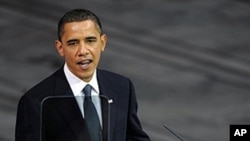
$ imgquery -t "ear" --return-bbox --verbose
[100,34,107,51]
[55,40,64,57]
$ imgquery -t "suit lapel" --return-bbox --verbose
[52,68,91,140]
[54,67,73,96]
[97,70,117,141]
[52,68,117,141]
[55,97,91,140]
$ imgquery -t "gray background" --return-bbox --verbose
[1,0,250,141]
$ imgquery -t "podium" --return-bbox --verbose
[41,95,111,141]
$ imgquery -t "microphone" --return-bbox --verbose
[163,124,187,141]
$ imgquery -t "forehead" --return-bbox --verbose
[63,20,100,34]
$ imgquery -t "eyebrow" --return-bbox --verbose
[66,36,98,44]
[85,36,97,40]
[66,39,79,44]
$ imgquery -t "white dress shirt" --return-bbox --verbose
[63,64,102,126]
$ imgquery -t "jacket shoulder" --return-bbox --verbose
[21,68,64,99]
[97,69,134,91]
[97,69,130,82]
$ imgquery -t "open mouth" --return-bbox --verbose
[77,59,92,70]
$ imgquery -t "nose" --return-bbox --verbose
[78,43,89,56]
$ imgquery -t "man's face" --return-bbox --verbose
[55,20,107,82]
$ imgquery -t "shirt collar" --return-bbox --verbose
[64,63,99,96]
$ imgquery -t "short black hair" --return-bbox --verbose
[57,9,103,41]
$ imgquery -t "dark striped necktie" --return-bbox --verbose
[83,84,101,141]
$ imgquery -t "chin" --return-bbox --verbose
[79,72,93,81]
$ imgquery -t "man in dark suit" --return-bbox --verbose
[15,9,150,141]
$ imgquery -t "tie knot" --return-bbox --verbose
[83,84,92,96]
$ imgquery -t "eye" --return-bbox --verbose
[85,37,97,44]
[67,40,79,46]
[86,39,96,43]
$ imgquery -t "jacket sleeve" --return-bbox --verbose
[15,95,41,141]
[126,80,150,141]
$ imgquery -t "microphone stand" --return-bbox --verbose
[163,124,187,141]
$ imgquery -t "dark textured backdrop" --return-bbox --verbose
[1,0,250,141]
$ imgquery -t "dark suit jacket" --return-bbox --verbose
[15,67,150,141]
